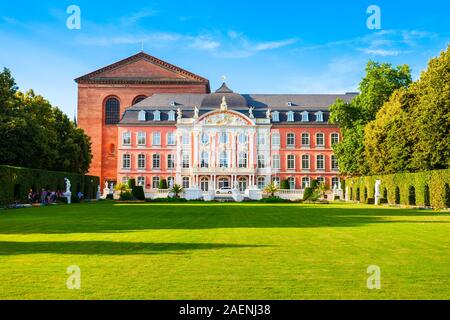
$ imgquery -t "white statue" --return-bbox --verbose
[249,106,255,119]
[220,96,228,111]
[63,177,72,204]
[96,185,101,200]
[64,177,71,194]
[169,179,174,189]
[110,182,114,194]
[375,180,382,205]
[177,108,183,120]
[194,106,199,119]
[266,108,271,119]
[104,181,108,190]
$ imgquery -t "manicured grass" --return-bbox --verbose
[0,201,448,299]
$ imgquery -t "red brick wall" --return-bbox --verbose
[77,83,208,185]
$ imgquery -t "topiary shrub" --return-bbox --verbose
[280,179,290,190]
[159,179,168,190]
[128,178,136,189]
[132,186,145,200]
[119,191,134,201]
[303,187,314,201]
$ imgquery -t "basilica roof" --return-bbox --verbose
[120,83,357,125]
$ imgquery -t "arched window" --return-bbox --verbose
[105,97,120,125]
[200,177,209,192]
[238,177,247,192]
[133,95,147,105]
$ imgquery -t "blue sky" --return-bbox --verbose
[0,0,448,118]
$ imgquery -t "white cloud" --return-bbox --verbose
[189,36,221,50]
[358,48,400,56]
[120,9,157,26]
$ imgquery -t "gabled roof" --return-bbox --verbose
[74,52,210,87]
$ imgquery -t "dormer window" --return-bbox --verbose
[153,110,161,121]
[301,111,309,122]
[315,111,324,122]
[168,110,175,121]
[138,110,146,121]
[287,111,294,122]
[272,111,280,122]
[287,102,293,107]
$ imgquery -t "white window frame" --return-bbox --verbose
[302,154,310,170]
[137,132,146,146]
[152,154,160,169]
[137,154,146,170]
[316,154,325,170]
[316,133,325,147]
[287,133,295,147]
[122,132,131,146]
[167,154,175,169]
[122,154,131,169]
[272,154,281,169]
[272,111,280,122]
[287,155,295,170]
[167,132,175,146]
[152,132,161,146]
[331,133,340,145]
[153,110,161,121]
[257,154,266,169]
[239,152,248,168]
[271,132,280,146]
[301,133,310,146]
[182,153,190,168]
[168,110,175,121]
[152,177,160,189]
[301,111,309,122]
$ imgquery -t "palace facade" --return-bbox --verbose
[76,52,357,193]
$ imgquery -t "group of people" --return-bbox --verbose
[28,188,63,204]
[27,188,86,205]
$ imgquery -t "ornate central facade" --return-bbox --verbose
[76,52,357,194]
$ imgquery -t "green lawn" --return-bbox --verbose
[0,201,448,300]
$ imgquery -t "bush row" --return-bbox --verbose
[0,165,99,205]
[346,169,450,209]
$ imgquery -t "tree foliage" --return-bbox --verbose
[330,61,412,175]
[365,46,450,174]
[0,68,92,173]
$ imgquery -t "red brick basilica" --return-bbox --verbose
[76,52,356,195]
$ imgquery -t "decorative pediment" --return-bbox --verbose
[199,111,252,126]
[75,52,209,85]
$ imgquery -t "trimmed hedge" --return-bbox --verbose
[346,169,450,209]
[0,165,99,205]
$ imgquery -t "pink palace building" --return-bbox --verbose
[116,81,356,196]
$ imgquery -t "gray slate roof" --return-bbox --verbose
[121,86,358,125]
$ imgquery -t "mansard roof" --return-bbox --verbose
[74,52,210,88]
[119,85,358,125]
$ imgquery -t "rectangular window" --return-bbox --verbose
[152,154,160,169]
[258,133,266,145]
[258,154,265,169]
[302,177,310,188]
[182,153,190,168]
[331,155,339,171]
[122,154,131,169]
[122,132,131,146]
[301,133,310,146]
[287,155,295,169]
[302,155,310,169]
[167,154,175,169]
[316,133,324,147]
[220,132,228,144]
[239,152,248,168]
[152,132,161,146]
[137,132,146,145]
[288,177,295,189]
[331,133,340,145]
[316,155,325,170]
[271,133,280,146]
[167,132,175,146]
[137,154,146,170]
[272,155,281,169]
[137,176,145,187]
[152,177,160,189]
[287,133,295,147]
[182,177,190,189]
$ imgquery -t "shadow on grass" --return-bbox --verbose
[0,203,448,235]
[0,241,268,256]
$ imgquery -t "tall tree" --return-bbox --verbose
[330,61,412,175]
